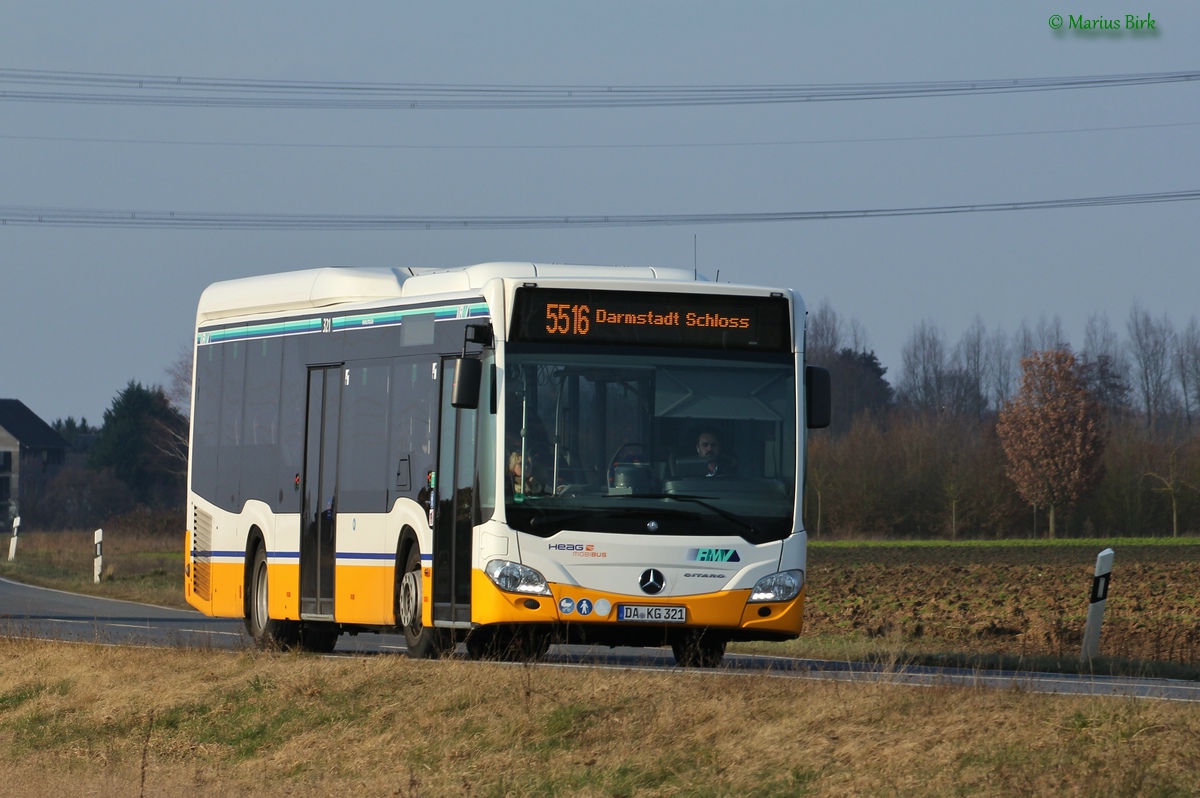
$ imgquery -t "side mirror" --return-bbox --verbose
[805,365,831,429]
[451,358,483,409]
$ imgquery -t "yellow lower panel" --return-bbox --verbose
[739,585,805,636]
[269,563,300,621]
[422,564,433,629]
[184,576,208,615]
[335,564,394,626]
[208,561,246,619]
[471,569,561,624]
[471,570,804,637]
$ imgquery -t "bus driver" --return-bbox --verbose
[695,430,735,477]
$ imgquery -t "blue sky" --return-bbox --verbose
[1,2,1197,424]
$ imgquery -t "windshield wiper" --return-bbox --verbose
[526,507,652,529]
[518,494,762,537]
[604,492,759,535]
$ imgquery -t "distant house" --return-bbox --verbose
[0,399,68,527]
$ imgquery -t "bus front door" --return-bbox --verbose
[301,365,341,619]
[432,358,477,629]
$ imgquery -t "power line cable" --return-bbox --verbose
[2,190,1196,230]
[0,68,1197,109]
[1,120,1197,150]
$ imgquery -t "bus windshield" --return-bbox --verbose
[502,346,797,544]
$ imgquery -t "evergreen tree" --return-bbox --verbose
[826,348,893,435]
[88,381,187,507]
[52,416,96,447]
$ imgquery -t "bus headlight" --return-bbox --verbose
[749,570,804,603]
[485,559,552,596]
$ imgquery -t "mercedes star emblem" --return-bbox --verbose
[639,568,666,595]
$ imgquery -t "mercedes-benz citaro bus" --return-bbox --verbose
[185,263,830,666]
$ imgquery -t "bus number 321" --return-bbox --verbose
[545,303,591,336]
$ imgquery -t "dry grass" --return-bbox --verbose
[0,511,183,607]
[0,638,1198,797]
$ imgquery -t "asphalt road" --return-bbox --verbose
[3,577,1198,702]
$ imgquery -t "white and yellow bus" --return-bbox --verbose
[185,262,830,665]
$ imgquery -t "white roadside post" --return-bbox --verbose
[1081,547,1114,662]
[94,528,104,583]
[7,516,19,562]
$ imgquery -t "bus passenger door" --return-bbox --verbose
[432,358,477,628]
[301,366,341,619]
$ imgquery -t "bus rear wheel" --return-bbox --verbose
[246,544,300,650]
[397,544,441,658]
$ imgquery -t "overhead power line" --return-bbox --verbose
[2,120,1198,150]
[0,68,1197,109]
[1,191,1197,230]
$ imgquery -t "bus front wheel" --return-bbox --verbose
[397,544,441,658]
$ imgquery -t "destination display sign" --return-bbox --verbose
[510,288,791,351]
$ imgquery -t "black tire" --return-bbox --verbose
[298,624,340,654]
[245,544,300,650]
[671,632,726,668]
[464,627,505,661]
[397,542,441,659]
[465,626,550,662]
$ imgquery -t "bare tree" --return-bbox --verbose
[1081,312,1132,416]
[1143,441,1196,538]
[1034,314,1068,352]
[847,317,871,354]
[1127,304,1177,429]
[807,299,844,366]
[165,343,193,419]
[986,327,1015,409]
[157,344,193,480]
[1083,312,1122,362]
[1175,317,1200,430]
[954,315,989,420]
[1013,318,1036,361]
[996,349,1105,539]
[897,320,948,414]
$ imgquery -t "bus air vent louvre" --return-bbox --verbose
[192,508,213,601]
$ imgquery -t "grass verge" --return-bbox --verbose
[0,517,184,609]
[1,639,1199,797]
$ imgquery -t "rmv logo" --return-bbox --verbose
[687,548,740,563]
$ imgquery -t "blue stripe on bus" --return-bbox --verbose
[192,550,421,562]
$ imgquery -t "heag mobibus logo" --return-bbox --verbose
[548,543,607,558]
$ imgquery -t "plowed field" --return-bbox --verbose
[804,542,1200,665]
